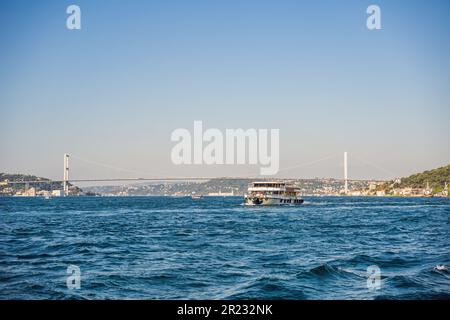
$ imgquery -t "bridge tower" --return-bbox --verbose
[63,153,69,196]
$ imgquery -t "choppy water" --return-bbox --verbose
[0,196,449,300]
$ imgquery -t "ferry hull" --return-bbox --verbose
[244,197,304,206]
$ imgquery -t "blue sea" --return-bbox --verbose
[0,196,449,300]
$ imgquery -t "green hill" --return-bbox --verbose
[398,165,450,190]
[0,173,83,195]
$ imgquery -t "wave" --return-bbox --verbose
[297,263,364,281]
[375,292,450,300]
[220,276,308,300]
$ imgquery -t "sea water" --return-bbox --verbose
[0,196,449,299]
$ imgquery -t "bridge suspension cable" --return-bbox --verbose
[351,154,397,179]
[70,154,172,177]
[276,153,339,173]
[3,152,392,185]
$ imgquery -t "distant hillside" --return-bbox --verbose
[84,178,253,196]
[0,173,44,182]
[0,173,83,194]
[0,173,58,190]
[398,165,450,190]
[83,178,369,196]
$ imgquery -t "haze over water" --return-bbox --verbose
[1,196,449,299]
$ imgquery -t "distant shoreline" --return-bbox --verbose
[1,194,448,199]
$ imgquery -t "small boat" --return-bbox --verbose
[191,194,203,200]
[244,181,304,206]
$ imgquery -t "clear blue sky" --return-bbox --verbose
[1,0,449,181]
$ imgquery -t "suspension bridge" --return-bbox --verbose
[3,152,394,196]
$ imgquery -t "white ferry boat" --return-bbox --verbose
[244,181,304,205]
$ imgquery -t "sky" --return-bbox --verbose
[1,0,449,182]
